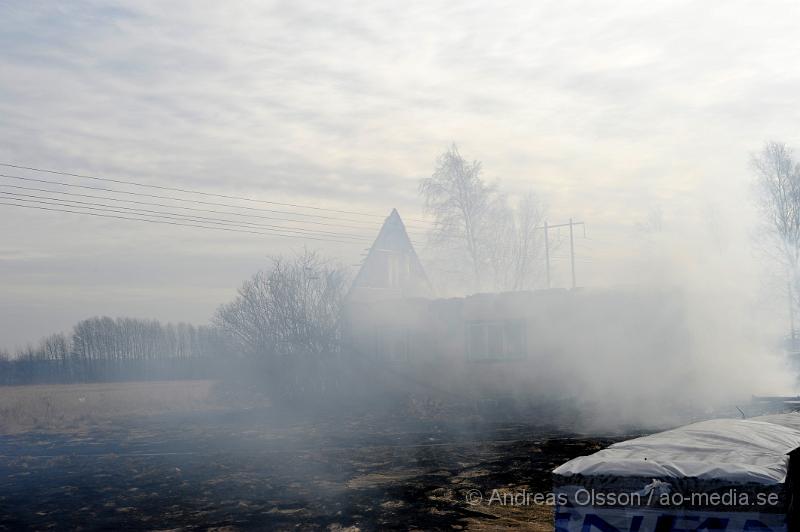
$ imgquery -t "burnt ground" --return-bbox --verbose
[0,407,622,531]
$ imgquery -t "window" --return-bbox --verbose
[466,320,527,361]
[382,253,409,289]
[487,322,503,359]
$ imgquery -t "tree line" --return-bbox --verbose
[0,317,229,384]
[0,250,348,391]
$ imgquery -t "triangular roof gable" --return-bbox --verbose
[349,209,433,300]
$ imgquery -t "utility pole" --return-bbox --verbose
[544,220,550,288]
[569,218,576,289]
[538,219,584,289]
[790,280,796,349]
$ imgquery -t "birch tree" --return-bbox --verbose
[420,144,497,290]
[420,145,545,292]
[752,141,800,337]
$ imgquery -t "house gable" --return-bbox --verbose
[348,209,433,302]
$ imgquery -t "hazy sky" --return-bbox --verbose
[2,0,800,349]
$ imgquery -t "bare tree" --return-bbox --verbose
[214,250,348,398]
[484,193,546,291]
[507,192,547,290]
[420,144,498,290]
[420,145,545,292]
[752,141,800,337]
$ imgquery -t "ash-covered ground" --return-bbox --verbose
[0,405,622,531]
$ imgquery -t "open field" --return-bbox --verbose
[0,380,220,434]
[0,381,622,530]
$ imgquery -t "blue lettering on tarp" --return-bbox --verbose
[742,520,775,532]
[555,510,779,532]
[554,511,575,532]
[666,516,732,531]
[696,517,731,531]
[555,510,642,531]
[655,515,731,531]
[581,514,622,531]
[654,515,679,532]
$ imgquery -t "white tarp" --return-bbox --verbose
[553,418,800,485]
[751,412,800,432]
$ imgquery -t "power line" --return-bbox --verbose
[3,195,368,242]
[0,192,424,245]
[0,191,373,242]
[0,162,432,224]
[0,182,393,233]
[0,201,363,244]
[0,172,387,227]
[0,172,430,232]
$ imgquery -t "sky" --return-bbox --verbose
[2,0,800,349]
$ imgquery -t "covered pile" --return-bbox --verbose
[553,415,800,531]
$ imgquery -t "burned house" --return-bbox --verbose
[345,210,690,402]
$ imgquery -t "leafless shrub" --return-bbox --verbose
[214,249,349,400]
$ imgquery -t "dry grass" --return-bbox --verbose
[0,380,217,434]
[463,504,553,531]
